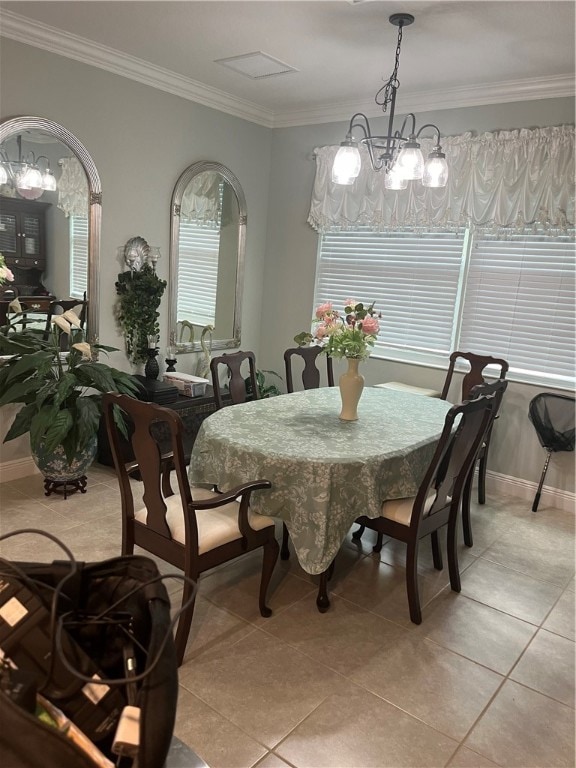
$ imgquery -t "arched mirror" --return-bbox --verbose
[0,116,101,340]
[169,161,245,352]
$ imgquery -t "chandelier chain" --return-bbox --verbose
[374,23,403,113]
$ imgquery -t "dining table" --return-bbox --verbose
[189,386,453,610]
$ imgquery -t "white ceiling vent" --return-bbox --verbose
[215,51,298,80]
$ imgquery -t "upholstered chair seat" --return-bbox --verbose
[380,493,437,526]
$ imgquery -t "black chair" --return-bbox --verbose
[284,346,334,392]
[353,392,496,625]
[528,392,575,512]
[210,350,258,409]
[103,393,279,666]
[440,351,509,505]
[461,379,509,546]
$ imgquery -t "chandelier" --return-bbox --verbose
[0,134,57,200]
[332,13,448,190]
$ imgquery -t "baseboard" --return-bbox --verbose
[485,469,575,514]
[0,457,40,482]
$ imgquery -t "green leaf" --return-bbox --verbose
[42,410,74,454]
[4,403,37,442]
[294,332,313,347]
[74,363,116,392]
[30,405,56,448]
[53,372,78,408]
[76,397,101,448]
[4,350,54,385]
[0,378,41,407]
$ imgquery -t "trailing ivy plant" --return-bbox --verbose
[115,264,167,365]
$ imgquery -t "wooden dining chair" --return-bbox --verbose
[103,392,279,667]
[440,351,509,505]
[281,345,334,560]
[284,346,334,392]
[210,350,259,409]
[461,379,509,546]
[354,392,496,625]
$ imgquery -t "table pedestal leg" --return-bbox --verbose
[316,559,335,613]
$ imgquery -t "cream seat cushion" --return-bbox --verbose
[380,493,437,526]
[134,486,275,555]
[374,382,442,398]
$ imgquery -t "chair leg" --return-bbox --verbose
[477,454,487,505]
[462,470,474,548]
[372,532,384,553]
[431,531,443,570]
[352,524,365,541]
[174,576,197,667]
[447,517,462,594]
[532,451,552,513]
[406,541,422,624]
[281,522,290,560]
[259,534,279,618]
[121,522,135,555]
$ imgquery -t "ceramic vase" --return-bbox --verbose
[31,434,98,482]
[339,357,364,421]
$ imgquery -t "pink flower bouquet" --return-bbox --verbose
[295,300,380,359]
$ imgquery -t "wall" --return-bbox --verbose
[260,98,576,500]
[1,36,574,505]
[0,37,272,465]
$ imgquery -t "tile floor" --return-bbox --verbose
[0,464,574,768]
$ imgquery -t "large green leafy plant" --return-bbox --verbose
[115,264,167,365]
[0,308,139,462]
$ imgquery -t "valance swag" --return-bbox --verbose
[57,156,88,218]
[308,125,575,234]
[180,170,221,224]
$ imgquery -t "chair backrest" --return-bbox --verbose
[529,392,576,452]
[284,346,334,392]
[103,392,195,543]
[210,350,258,410]
[411,393,496,528]
[440,350,509,401]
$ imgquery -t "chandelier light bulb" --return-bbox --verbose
[42,169,57,191]
[422,149,449,188]
[396,141,424,180]
[385,163,408,190]
[332,142,362,185]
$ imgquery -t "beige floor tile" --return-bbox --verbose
[276,684,458,768]
[332,554,451,628]
[178,629,349,748]
[176,594,257,664]
[254,754,293,768]
[510,629,575,707]
[377,529,478,577]
[349,633,503,741]
[464,679,575,767]
[199,549,317,624]
[459,559,563,624]
[480,527,575,588]
[261,593,407,677]
[174,686,267,768]
[447,746,500,767]
[542,591,575,641]
[415,590,537,674]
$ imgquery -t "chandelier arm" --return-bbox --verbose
[348,115,386,172]
[415,123,442,145]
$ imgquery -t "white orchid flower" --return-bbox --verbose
[72,342,92,360]
[51,315,72,334]
[62,309,82,327]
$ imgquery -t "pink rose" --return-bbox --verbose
[361,316,380,335]
[315,302,332,319]
[0,265,14,283]
[314,323,329,339]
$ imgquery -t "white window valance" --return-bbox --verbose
[57,156,88,218]
[308,125,575,234]
[181,170,222,225]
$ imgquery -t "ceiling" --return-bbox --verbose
[1,1,575,127]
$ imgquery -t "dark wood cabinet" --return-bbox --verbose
[0,197,50,296]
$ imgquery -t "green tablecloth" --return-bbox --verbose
[189,387,453,574]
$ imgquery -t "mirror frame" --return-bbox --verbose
[0,116,101,340]
[169,161,246,352]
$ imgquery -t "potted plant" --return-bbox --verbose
[0,306,139,495]
[115,263,167,366]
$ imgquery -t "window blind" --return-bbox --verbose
[69,215,88,299]
[177,220,219,326]
[315,230,465,360]
[459,232,576,385]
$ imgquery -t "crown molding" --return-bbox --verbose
[0,10,276,128]
[2,10,574,131]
